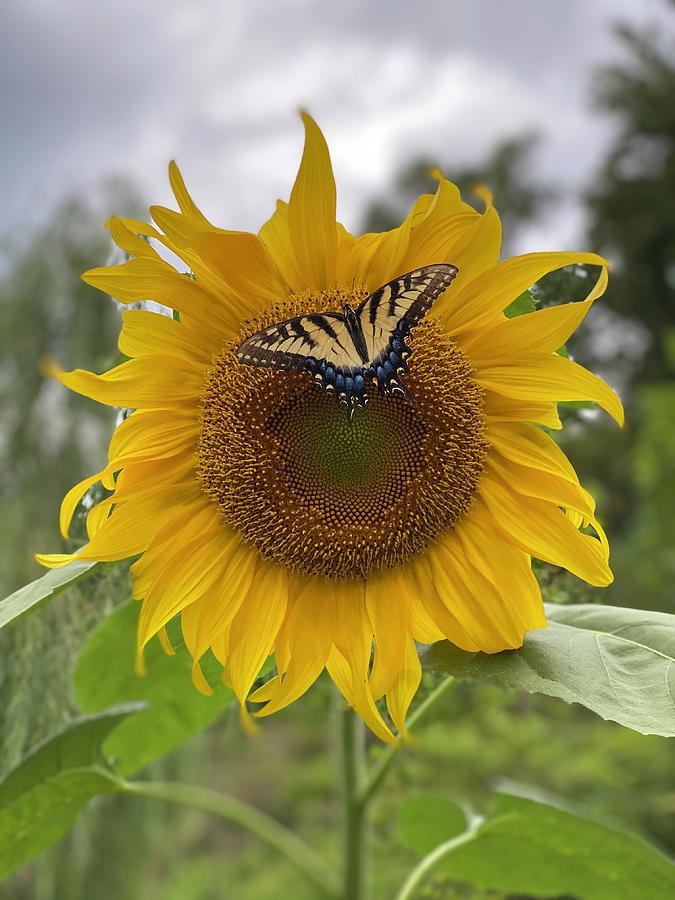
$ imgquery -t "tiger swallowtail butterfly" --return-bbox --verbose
[236,263,458,419]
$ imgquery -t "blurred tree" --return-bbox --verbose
[362,133,554,253]
[0,178,142,595]
[586,14,675,383]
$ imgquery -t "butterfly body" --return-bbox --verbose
[237,263,458,418]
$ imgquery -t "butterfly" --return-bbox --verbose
[236,263,458,418]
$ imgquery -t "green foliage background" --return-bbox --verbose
[1,11,674,899]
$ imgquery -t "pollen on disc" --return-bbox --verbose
[197,291,488,580]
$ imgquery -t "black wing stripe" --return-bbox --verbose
[305,314,339,340]
[387,278,400,317]
[292,319,318,349]
[369,288,383,326]
[305,313,352,354]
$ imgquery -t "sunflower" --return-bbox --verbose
[38,113,623,743]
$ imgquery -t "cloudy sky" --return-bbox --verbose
[3,0,673,250]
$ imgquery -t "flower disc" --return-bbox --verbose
[197,292,489,579]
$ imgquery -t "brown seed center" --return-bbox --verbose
[197,290,488,579]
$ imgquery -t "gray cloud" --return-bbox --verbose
[2,0,673,249]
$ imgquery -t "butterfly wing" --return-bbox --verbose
[237,312,365,382]
[237,312,371,414]
[236,263,458,417]
[355,263,458,395]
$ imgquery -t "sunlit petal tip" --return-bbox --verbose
[158,626,176,656]
[34,551,75,569]
[473,184,494,208]
[287,110,338,289]
[191,660,215,697]
[167,160,209,223]
[134,645,147,677]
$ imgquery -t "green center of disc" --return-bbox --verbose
[266,385,426,492]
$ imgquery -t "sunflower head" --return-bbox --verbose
[38,112,623,743]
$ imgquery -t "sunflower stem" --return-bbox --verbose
[122,779,341,897]
[338,702,369,900]
[359,675,455,809]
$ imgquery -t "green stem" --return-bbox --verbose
[123,779,341,898]
[359,676,455,808]
[339,704,368,900]
[395,827,480,900]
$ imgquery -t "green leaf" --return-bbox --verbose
[0,560,99,631]
[503,289,536,318]
[420,602,675,736]
[75,601,235,775]
[398,794,466,853]
[399,792,675,900]
[0,706,138,877]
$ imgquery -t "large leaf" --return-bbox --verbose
[0,706,138,877]
[75,601,235,775]
[420,602,675,736]
[398,791,675,900]
[0,560,98,630]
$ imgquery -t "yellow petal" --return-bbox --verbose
[82,257,242,337]
[400,175,472,269]
[259,199,305,292]
[168,160,211,223]
[253,579,335,715]
[330,582,394,744]
[136,523,239,650]
[112,216,164,245]
[106,216,160,259]
[429,534,526,651]
[35,552,78,569]
[118,309,212,364]
[326,647,394,745]
[110,451,197,503]
[225,563,288,705]
[366,570,411,699]
[130,501,218,601]
[37,482,197,569]
[385,638,421,739]
[287,112,338,290]
[456,508,545,634]
[180,542,259,671]
[176,231,288,311]
[484,392,562,429]
[476,353,624,426]
[466,297,595,363]
[410,554,482,653]
[433,188,503,306]
[50,355,204,409]
[157,626,175,656]
[59,468,107,539]
[108,408,198,466]
[479,472,613,586]
[441,251,608,335]
[488,421,580,484]
[487,455,595,518]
